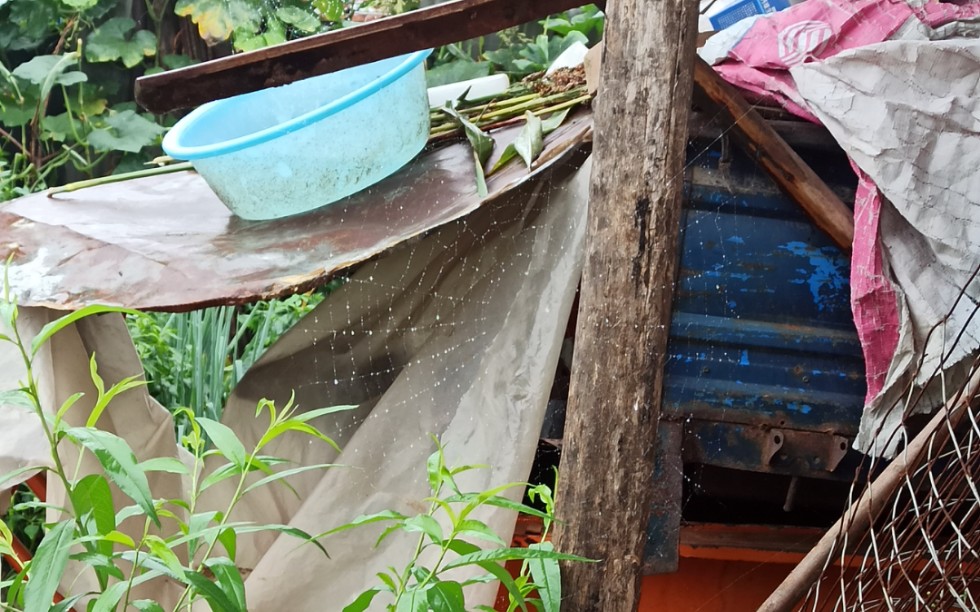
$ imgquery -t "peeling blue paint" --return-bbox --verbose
[726,236,745,245]
[787,402,813,414]
[780,241,848,312]
[739,350,750,366]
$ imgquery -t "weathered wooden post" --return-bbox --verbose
[552,0,700,609]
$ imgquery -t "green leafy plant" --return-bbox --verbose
[126,290,327,429]
[0,0,166,199]
[482,6,603,78]
[326,439,591,612]
[175,0,348,52]
[0,279,347,611]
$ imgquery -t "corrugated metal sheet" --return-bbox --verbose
[663,141,865,476]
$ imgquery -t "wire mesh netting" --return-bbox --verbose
[795,283,980,611]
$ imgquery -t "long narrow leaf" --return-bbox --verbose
[289,404,357,423]
[206,558,247,611]
[0,466,45,491]
[474,560,527,611]
[440,105,494,197]
[528,542,561,612]
[184,570,241,612]
[23,521,73,612]
[317,510,406,538]
[31,305,140,356]
[426,581,464,611]
[513,111,543,169]
[67,427,159,526]
[442,547,593,572]
[343,588,382,612]
[198,417,247,469]
[243,463,342,496]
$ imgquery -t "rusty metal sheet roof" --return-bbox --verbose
[0,114,592,312]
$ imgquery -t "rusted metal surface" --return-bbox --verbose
[0,115,592,312]
[682,421,854,480]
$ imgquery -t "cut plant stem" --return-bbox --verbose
[429,94,591,141]
[46,162,194,196]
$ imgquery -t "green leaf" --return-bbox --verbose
[540,108,570,135]
[54,391,85,425]
[69,552,125,581]
[276,6,320,33]
[395,588,429,612]
[313,0,345,21]
[85,18,157,68]
[289,404,356,423]
[440,105,494,197]
[473,560,527,611]
[11,55,86,100]
[66,427,159,526]
[231,524,328,557]
[69,474,115,558]
[87,372,145,427]
[138,456,189,475]
[197,417,247,469]
[206,558,247,611]
[426,581,464,611]
[454,519,505,546]
[31,304,140,356]
[217,528,236,561]
[403,515,443,545]
[88,109,165,153]
[318,509,406,538]
[144,534,186,580]
[528,542,561,612]
[443,546,593,572]
[184,570,242,612]
[102,529,136,547]
[343,588,381,612]
[242,462,341,496]
[513,111,543,169]
[175,0,263,46]
[40,112,85,143]
[488,144,519,176]
[0,388,33,410]
[23,521,73,612]
[443,492,553,523]
[48,594,86,612]
[200,462,244,491]
[426,447,444,494]
[0,466,43,491]
[130,600,166,612]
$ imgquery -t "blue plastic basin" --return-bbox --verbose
[163,50,432,220]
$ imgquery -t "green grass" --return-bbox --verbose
[127,286,337,430]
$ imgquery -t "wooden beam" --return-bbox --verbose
[135,0,586,113]
[693,58,855,251]
[552,0,699,610]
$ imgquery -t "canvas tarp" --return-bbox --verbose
[0,156,591,609]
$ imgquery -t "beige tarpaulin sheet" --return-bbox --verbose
[0,156,591,609]
[793,41,980,456]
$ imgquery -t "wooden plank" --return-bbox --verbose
[551,0,700,609]
[135,0,586,113]
[693,58,855,251]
